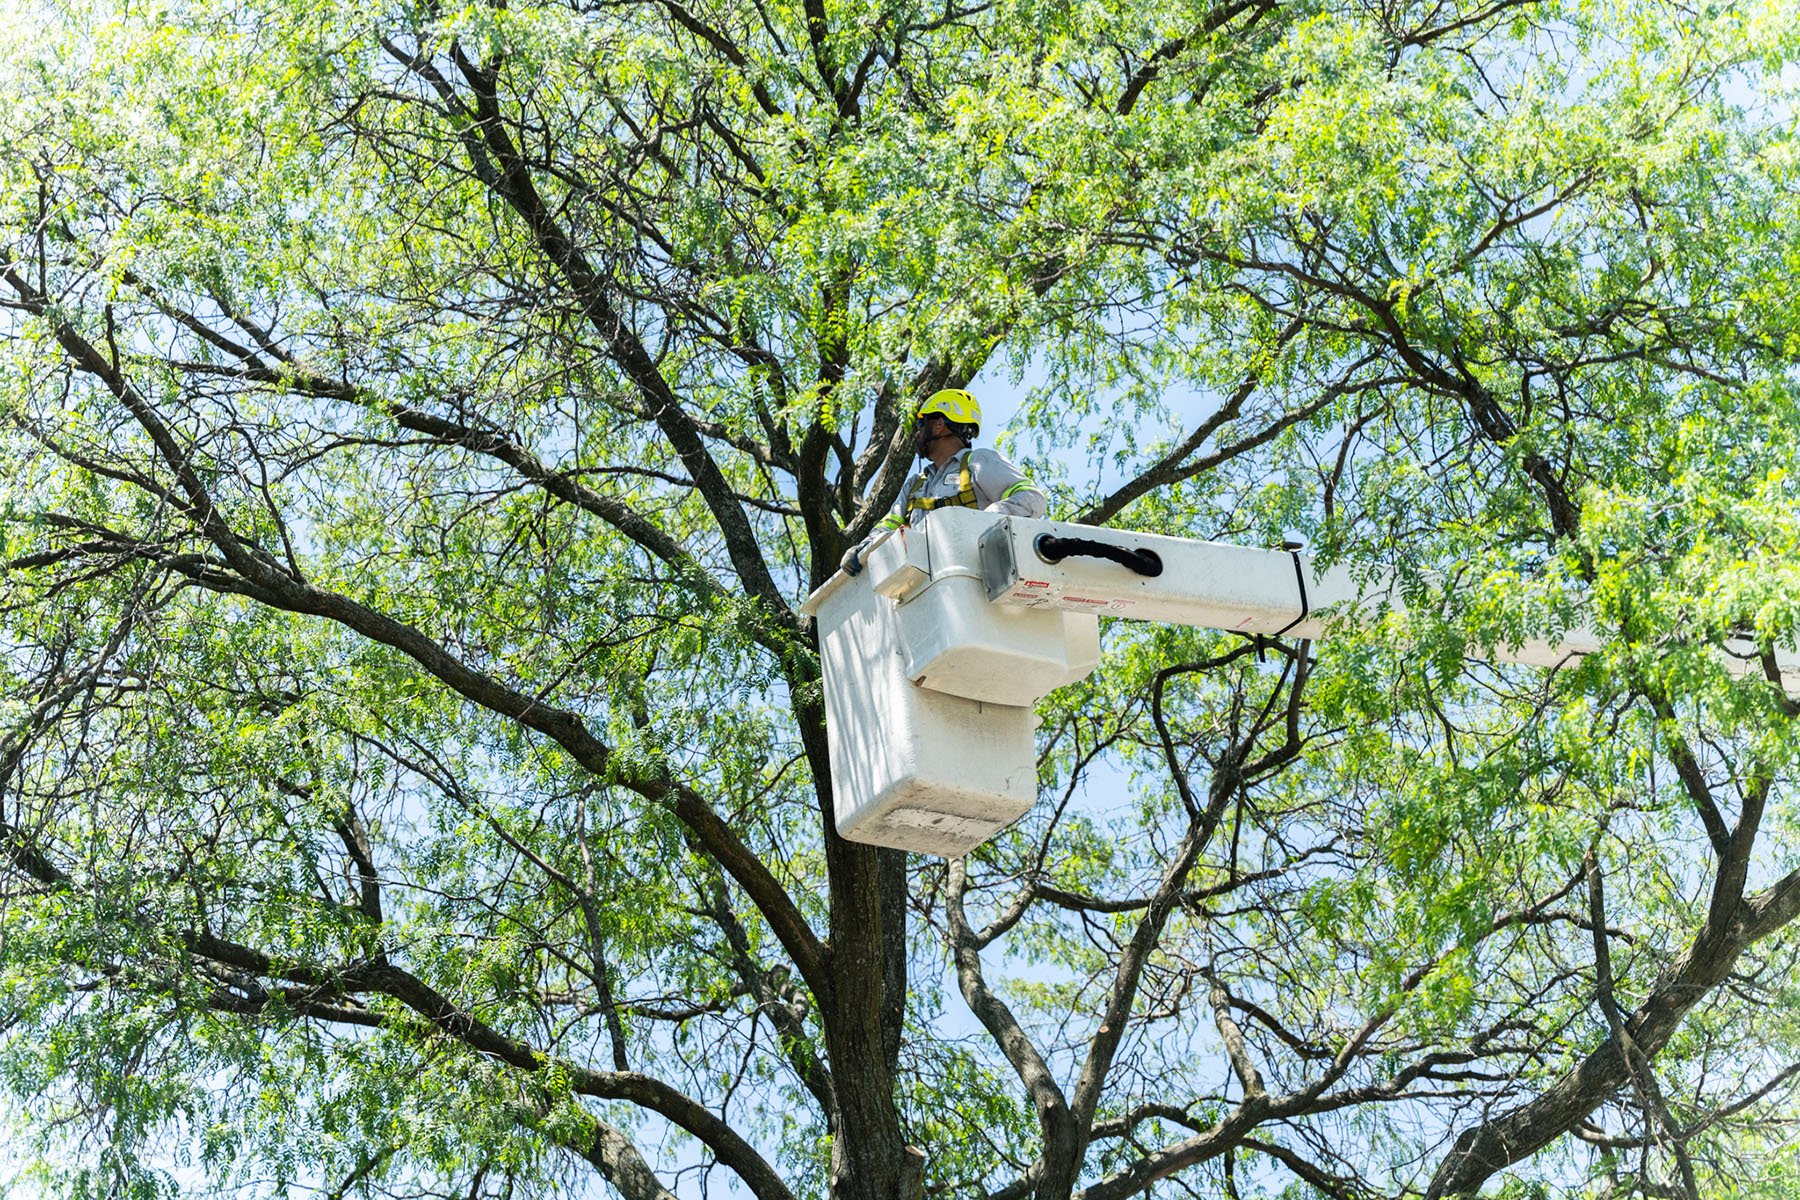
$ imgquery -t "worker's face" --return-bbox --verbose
[914,415,950,457]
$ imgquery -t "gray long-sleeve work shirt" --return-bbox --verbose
[884,447,1048,528]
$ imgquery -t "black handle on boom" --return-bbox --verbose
[1033,534,1163,577]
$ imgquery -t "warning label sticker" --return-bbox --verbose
[1006,589,1054,606]
[997,584,1139,617]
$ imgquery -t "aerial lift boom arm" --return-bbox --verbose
[801,509,1799,855]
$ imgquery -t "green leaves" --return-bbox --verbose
[5,0,1800,1194]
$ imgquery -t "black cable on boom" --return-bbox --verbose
[1033,534,1163,577]
[1271,545,1309,639]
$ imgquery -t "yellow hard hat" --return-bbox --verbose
[917,388,981,429]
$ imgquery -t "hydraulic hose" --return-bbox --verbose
[1033,534,1163,577]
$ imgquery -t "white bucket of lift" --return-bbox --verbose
[802,509,1100,855]
[867,507,1100,705]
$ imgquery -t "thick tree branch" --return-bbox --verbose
[4,276,831,1012]
[433,42,794,627]
[579,1119,683,1200]
[1425,822,1800,1198]
[946,857,1075,1191]
[1644,693,1731,856]
[184,931,795,1200]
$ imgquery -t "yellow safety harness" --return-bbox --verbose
[874,457,1037,532]
[906,459,978,514]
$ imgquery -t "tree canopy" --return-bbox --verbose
[4,0,1800,1196]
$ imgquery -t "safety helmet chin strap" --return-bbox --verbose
[915,415,973,456]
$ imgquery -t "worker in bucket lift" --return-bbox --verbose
[840,388,1048,577]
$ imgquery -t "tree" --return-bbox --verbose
[3,0,1800,1195]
